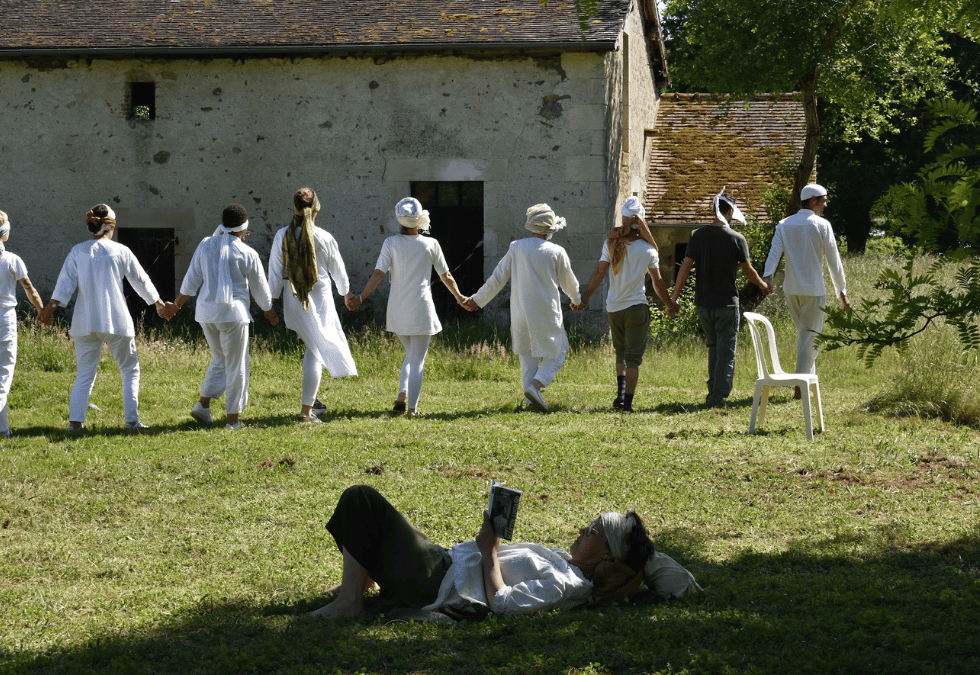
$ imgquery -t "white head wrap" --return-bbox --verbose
[525,203,566,237]
[395,197,431,234]
[621,196,646,219]
[92,204,117,237]
[713,187,745,225]
[800,183,828,202]
[0,213,9,254]
[598,511,634,563]
[212,219,249,305]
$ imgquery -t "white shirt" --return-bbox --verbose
[52,239,159,338]
[0,252,28,311]
[180,234,273,324]
[375,234,449,336]
[472,237,581,359]
[763,209,847,297]
[600,239,659,313]
[422,541,593,616]
[268,226,357,377]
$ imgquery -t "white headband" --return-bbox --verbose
[525,203,566,236]
[395,197,431,233]
[713,187,745,225]
[621,196,646,219]
[92,204,117,236]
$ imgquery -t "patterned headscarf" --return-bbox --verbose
[284,189,321,308]
[524,204,566,237]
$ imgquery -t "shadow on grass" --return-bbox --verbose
[7,532,979,675]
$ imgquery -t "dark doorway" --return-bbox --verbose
[115,227,176,328]
[411,181,484,321]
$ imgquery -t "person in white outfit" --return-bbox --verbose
[573,197,677,412]
[268,188,358,423]
[462,204,581,412]
[37,204,170,433]
[763,184,849,396]
[348,198,465,417]
[173,204,279,430]
[0,210,45,436]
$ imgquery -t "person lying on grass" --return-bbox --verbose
[309,485,701,621]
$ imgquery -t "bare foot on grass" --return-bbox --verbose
[308,596,365,619]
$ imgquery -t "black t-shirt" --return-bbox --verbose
[685,224,750,308]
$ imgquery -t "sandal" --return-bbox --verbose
[408,410,425,418]
[392,400,407,413]
[297,414,322,423]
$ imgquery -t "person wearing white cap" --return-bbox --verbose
[671,189,771,408]
[461,204,581,412]
[0,210,44,436]
[763,184,849,394]
[268,188,358,423]
[347,197,465,417]
[37,204,171,432]
[572,197,677,412]
[173,204,279,430]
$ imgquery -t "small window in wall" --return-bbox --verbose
[130,82,156,120]
[411,181,484,321]
[115,227,176,326]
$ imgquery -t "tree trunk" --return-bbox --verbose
[790,66,821,219]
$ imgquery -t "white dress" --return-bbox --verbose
[375,234,449,336]
[472,237,581,359]
[268,226,357,378]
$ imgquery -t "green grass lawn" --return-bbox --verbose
[2,283,979,673]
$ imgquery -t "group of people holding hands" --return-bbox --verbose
[0,181,847,434]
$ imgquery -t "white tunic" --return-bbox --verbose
[0,252,28,310]
[422,541,593,616]
[180,234,273,324]
[51,239,159,338]
[268,226,357,378]
[472,237,581,359]
[763,209,847,297]
[374,234,449,336]
[600,240,659,313]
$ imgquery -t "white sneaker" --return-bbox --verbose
[190,402,213,425]
[225,421,241,430]
[524,387,549,412]
[125,421,148,432]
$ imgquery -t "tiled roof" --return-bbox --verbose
[645,93,807,225]
[0,0,630,53]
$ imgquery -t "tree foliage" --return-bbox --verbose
[820,252,980,366]
[663,0,954,217]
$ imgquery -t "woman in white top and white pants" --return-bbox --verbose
[348,198,465,416]
[0,210,45,436]
[268,188,358,422]
[37,204,169,432]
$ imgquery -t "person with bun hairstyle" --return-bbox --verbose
[0,210,45,436]
[268,188,358,423]
[37,204,171,432]
[173,204,278,430]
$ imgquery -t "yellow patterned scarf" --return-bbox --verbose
[283,196,320,308]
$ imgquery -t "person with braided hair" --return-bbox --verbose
[37,204,171,432]
[268,188,358,422]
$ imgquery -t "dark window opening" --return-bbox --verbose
[411,181,484,321]
[116,227,176,327]
[130,82,156,120]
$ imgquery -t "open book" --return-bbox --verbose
[488,479,522,540]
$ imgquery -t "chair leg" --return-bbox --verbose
[758,385,770,429]
[800,383,814,441]
[812,382,824,432]
[750,382,763,434]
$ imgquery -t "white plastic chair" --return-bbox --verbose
[743,312,824,441]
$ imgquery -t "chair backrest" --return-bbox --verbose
[743,312,785,378]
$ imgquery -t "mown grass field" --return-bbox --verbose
[2,253,979,674]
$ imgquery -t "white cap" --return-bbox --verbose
[800,184,828,202]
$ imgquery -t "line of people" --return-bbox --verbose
[6,182,847,434]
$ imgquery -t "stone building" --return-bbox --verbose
[0,0,670,324]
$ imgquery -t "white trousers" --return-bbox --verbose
[70,332,141,424]
[200,322,250,415]
[519,349,567,393]
[786,294,826,374]
[0,310,18,432]
[302,348,322,407]
[396,334,431,409]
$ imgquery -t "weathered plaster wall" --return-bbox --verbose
[0,49,615,319]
